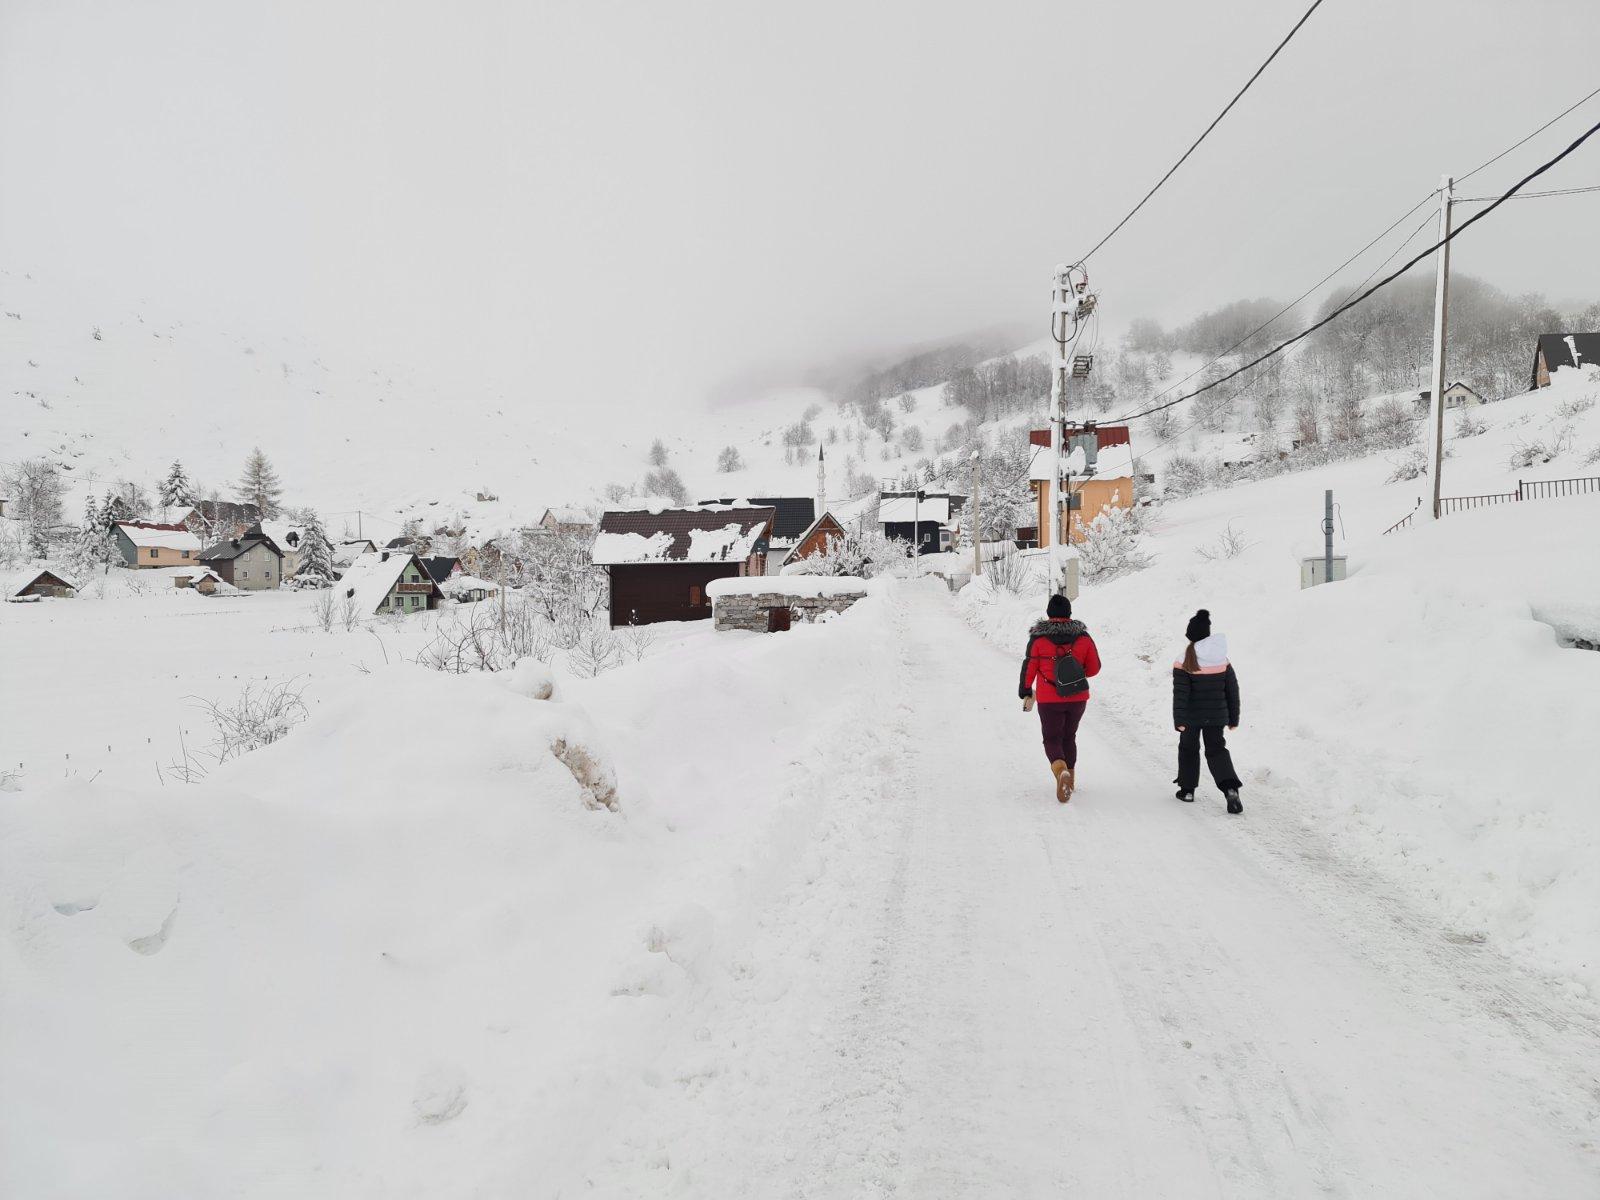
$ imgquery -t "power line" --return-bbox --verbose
[1455,83,1600,187]
[1456,183,1600,203]
[1111,115,1600,426]
[1077,0,1330,265]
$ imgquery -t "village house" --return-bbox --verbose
[338,550,444,615]
[442,573,499,603]
[782,511,849,569]
[1028,424,1138,545]
[175,568,229,596]
[258,521,305,577]
[592,505,776,626]
[876,492,965,555]
[113,520,204,568]
[1417,381,1485,411]
[536,506,596,537]
[179,499,262,541]
[9,568,79,601]
[198,531,284,591]
[334,539,377,570]
[701,496,817,574]
[422,555,462,586]
[1530,332,1600,389]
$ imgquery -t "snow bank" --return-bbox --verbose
[0,580,907,1194]
[705,575,868,598]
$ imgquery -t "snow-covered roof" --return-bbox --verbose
[541,506,594,526]
[115,521,202,552]
[334,539,376,566]
[592,507,776,565]
[878,495,952,525]
[706,576,867,599]
[12,567,80,596]
[443,573,497,594]
[338,551,437,614]
[258,520,303,550]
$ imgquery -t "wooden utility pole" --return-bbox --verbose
[1425,175,1454,519]
[1049,267,1073,594]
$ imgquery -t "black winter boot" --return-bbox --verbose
[1175,789,1195,803]
[1225,789,1243,815]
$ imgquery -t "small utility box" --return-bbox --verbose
[1300,555,1347,589]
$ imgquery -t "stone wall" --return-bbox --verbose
[712,590,864,632]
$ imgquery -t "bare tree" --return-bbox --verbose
[236,447,284,518]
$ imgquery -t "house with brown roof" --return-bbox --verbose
[9,568,79,600]
[179,499,263,541]
[782,511,848,570]
[592,505,776,626]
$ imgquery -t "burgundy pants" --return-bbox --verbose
[1036,700,1087,767]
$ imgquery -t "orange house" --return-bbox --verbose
[1028,425,1137,545]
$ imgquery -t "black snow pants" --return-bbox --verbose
[1037,701,1087,768]
[1176,725,1241,792]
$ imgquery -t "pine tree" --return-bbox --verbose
[160,461,194,512]
[237,447,283,519]
[69,494,119,575]
[296,510,336,587]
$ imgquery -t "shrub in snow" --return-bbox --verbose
[1385,447,1429,483]
[1508,438,1559,470]
[1078,506,1152,580]
[1195,521,1253,561]
[419,596,553,674]
[1162,452,1213,500]
[168,679,309,782]
[1453,409,1488,439]
[565,625,620,678]
[1583,444,1600,468]
[787,529,912,579]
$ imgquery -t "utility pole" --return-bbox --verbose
[1049,263,1095,594]
[970,450,981,578]
[1425,175,1454,519]
[1323,489,1335,585]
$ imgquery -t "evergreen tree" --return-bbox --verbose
[69,494,119,575]
[296,510,336,586]
[237,447,283,518]
[102,489,130,525]
[160,461,194,512]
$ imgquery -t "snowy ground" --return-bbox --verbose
[3,575,1598,1196]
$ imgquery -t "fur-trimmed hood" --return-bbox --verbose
[1029,618,1087,644]
[1175,632,1229,669]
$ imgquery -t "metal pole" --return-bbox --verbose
[971,450,981,577]
[1426,175,1453,520]
[1323,489,1334,585]
[1049,267,1070,593]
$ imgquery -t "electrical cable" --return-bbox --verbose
[1110,115,1600,426]
[1455,82,1600,187]
[1078,0,1330,265]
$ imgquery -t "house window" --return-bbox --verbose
[182,550,190,559]
[409,595,420,608]
[149,548,157,559]
[240,570,248,579]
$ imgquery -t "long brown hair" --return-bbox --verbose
[1181,641,1200,673]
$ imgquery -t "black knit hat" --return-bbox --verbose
[1047,594,1072,619]
[1185,609,1211,643]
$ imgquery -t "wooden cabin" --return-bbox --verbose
[592,505,776,626]
[1531,332,1600,389]
[10,568,78,600]
[782,511,848,569]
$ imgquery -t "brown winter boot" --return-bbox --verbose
[1051,760,1073,803]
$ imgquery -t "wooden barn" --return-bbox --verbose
[1531,332,1600,389]
[592,505,776,626]
[9,568,79,600]
[782,511,848,570]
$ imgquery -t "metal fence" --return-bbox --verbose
[1438,491,1518,516]
[1385,474,1600,532]
[1517,475,1600,501]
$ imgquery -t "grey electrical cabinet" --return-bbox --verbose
[1300,555,1347,589]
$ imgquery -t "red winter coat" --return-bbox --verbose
[1018,618,1102,704]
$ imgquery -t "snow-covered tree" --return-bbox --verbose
[294,510,336,587]
[67,494,119,575]
[716,445,745,473]
[159,461,194,513]
[642,466,688,505]
[2,458,66,555]
[1077,504,1151,580]
[236,447,283,519]
[787,529,911,579]
[647,438,670,468]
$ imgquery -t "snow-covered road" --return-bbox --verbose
[573,583,1599,1197]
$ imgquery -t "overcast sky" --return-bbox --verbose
[2,0,1596,414]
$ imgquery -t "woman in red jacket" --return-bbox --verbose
[1018,594,1102,803]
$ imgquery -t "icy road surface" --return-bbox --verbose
[571,584,1599,1198]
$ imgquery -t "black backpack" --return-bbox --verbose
[1050,637,1088,694]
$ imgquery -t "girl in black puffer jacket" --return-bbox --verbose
[1172,609,1244,814]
